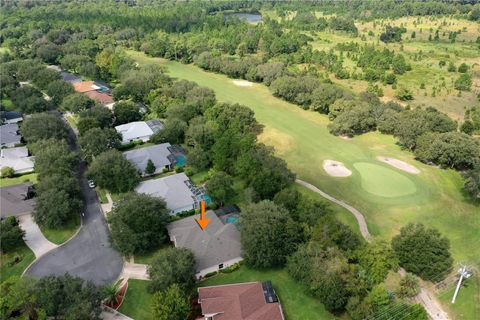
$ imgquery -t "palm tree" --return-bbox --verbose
[103,281,121,307]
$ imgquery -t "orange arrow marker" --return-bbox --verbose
[196,200,210,230]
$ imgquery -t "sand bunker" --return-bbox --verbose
[232,80,253,87]
[377,156,420,174]
[323,160,352,177]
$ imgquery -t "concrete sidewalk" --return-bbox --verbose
[18,214,58,258]
[121,262,149,280]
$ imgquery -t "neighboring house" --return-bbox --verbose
[0,146,34,174]
[0,182,36,218]
[135,172,198,214]
[85,91,114,106]
[115,120,164,145]
[197,281,285,320]
[167,210,242,278]
[1,111,23,124]
[123,143,176,175]
[73,81,99,93]
[0,123,21,148]
[60,71,82,83]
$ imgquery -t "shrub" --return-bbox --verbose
[1,166,15,178]
[220,263,241,274]
[204,271,218,278]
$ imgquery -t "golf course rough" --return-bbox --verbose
[353,162,417,198]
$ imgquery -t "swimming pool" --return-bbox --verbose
[226,216,239,224]
[175,155,186,167]
[201,194,212,205]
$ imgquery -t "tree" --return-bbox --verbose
[310,84,346,114]
[457,63,469,73]
[186,146,211,171]
[148,247,196,293]
[145,159,156,175]
[463,167,480,200]
[454,73,472,91]
[1,166,14,178]
[328,104,376,137]
[78,128,121,161]
[35,274,103,319]
[20,113,68,143]
[113,101,142,125]
[0,276,45,320]
[46,80,75,106]
[10,86,50,114]
[86,150,140,193]
[356,241,398,285]
[311,216,361,252]
[240,201,305,268]
[61,93,95,113]
[151,284,191,320]
[380,25,406,43]
[32,139,78,176]
[109,193,170,255]
[0,216,25,253]
[398,273,420,298]
[36,42,62,63]
[34,188,82,228]
[395,87,414,101]
[150,118,187,145]
[103,282,121,308]
[36,173,80,199]
[205,171,235,206]
[77,106,114,135]
[392,223,453,281]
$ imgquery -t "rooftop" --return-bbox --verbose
[135,172,196,213]
[73,81,99,93]
[60,71,81,83]
[0,123,21,146]
[1,110,23,122]
[115,121,155,143]
[123,143,174,174]
[85,91,114,105]
[198,282,284,320]
[0,146,34,173]
[0,182,36,218]
[167,210,241,272]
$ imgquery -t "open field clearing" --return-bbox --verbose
[129,51,480,269]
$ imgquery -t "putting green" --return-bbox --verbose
[353,162,417,197]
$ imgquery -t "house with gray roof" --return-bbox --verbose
[167,210,242,278]
[1,111,23,124]
[0,123,21,148]
[0,182,36,218]
[0,146,34,174]
[135,172,197,214]
[123,143,175,175]
[115,120,164,145]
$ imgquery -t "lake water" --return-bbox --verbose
[225,12,262,23]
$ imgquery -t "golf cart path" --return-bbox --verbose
[295,179,449,320]
[296,179,371,241]
[18,214,58,258]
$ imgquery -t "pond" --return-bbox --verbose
[224,12,262,23]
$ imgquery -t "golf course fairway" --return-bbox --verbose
[128,51,479,267]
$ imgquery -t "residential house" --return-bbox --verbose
[85,91,114,106]
[0,146,34,174]
[0,182,36,218]
[197,281,285,320]
[1,111,23,124]
[0,123,21,148]
[167,209,242,278]
[123,143,176,175]
[135,172,198,214]
[73,81,99,93]
[115,120,164,145]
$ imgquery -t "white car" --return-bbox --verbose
[88,180,96,188]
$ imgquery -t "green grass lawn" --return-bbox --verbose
[0,243,35,283]
[39,215,81,245]
[118,279,154,320]
[0,173,38,187]
[96,188,108,204]
[134,243,172,265]
[200,266,339,320]
[65,113,79,129]
[437,275,480,320]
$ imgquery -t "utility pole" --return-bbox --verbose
[451,264,471,304]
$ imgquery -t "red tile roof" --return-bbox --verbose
[198,282,284,320]
[73,81,96,93]
[85,91,114,105]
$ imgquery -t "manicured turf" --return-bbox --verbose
[437,274,480,320]
[200,266,339,320]
[0,173,38,187]
[128,50,479,265]
[0,243,35,283]
[353,162,417,198]
[118,279,154,320]
[40,215,81,245]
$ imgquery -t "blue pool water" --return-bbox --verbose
[175,155,186,167]
[201,194,212,205]
[226,216,239,224]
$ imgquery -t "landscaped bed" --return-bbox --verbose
[0,243,35,283]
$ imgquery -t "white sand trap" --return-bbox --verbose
[377,156,420,174]
[323,160,352,177]
[232,80,253,87]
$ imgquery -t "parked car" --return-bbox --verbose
[88,180,96,188]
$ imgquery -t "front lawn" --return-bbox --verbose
[118,279,153,320]
[0,243,35,283]
[39,215,81,245]
[134,243,172,265]
[0,173,38,187]
[200,266,339,320]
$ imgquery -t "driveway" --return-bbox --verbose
[25,114,123,285]
[18,214,58,258]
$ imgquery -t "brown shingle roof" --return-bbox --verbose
[85,91,114,105]
[73,81,96,93]
[198,282,284,320]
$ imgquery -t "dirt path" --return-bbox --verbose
[295,178,450,320]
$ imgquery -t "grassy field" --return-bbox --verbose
[200,266,340,320]
[0,173,38,187]
[118,279,154,320]
[39,215,80,244]
[437,273,480,320]
[0,243,35,283]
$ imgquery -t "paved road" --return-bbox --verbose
[25,114,123,285]
[18,214,58,258]
[296,178,450,320]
